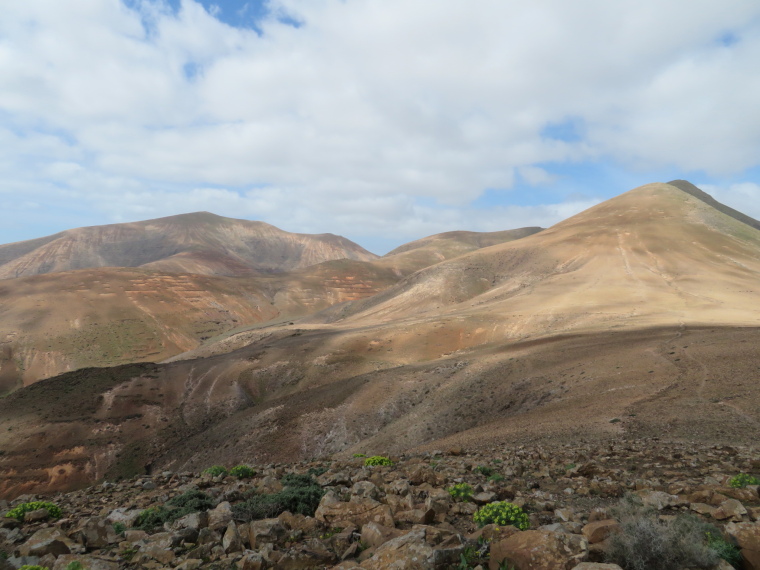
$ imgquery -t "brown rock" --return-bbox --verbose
[52,554,120,570]
[572,564,624,570]
[24,508,51,522]
[19,527,73,557]
[725,521,760,551]
[248,518,287,548]
[396,508,435,525]
[360,526,464,569]
[223,520,244,553]
[582,520,620,544]
[489,530,588,570]
[360,522,403,548]
[315,495,394,528]
[76,517,119,549]
[237,551,266,570]
[714,499,748,521]
[208,501,234,530]
[136,542,176,565]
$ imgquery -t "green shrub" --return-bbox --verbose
[112,522,126,536]
[307,466,328,477]
[707,531,742,567]
[474,465,494,477]
[65,563,84,570]
[229,465,255,479]
[364,456,393,467]
[605,495,722,570]
[352,453,366,458]
[19,566,48,570]
[728,473,760,488]
[488,473,506,483]
[473,502,529,530]
[203,465,228,478]
[448,483,474,502]
[6,501,62,521]
[232,473,325,522]
[135,490,214,531]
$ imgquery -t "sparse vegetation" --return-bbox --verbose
[229,465,255,479]
[364,455,393,467]
[352,453,366,458]
[134,489,214,531]
[474,465,494,477]
[448,482,474,501]
[487,473,506,483]
[473,502,529,530]
[232,473,325,522]
[19,566,48,570]
[728,472,760,488]
[203,465,228,478]
[604,495,727,570]
[6,501,62,521]
[112,522,126,536]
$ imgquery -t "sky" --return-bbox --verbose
[2,1,760,254]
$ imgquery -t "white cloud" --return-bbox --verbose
[1,0,760,250]
[700,182,760,221]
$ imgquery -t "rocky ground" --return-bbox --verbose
[1,438,759,570]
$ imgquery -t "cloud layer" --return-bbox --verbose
[2,0,760,252]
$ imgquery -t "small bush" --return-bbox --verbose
[605,495,722,570]
[203,465,228,478]
[6,501,62,521]
[448,483,474,502]
[65,563,84,570]
[135,490,214,531]
[307,466,328,477]
[707,531,742,567]
[233,473,325,522]
[488,473,506,483]
[229,465,255,479]
[474,465,495,477]
[728,473,760,488]
[364,456,393,467]
[473,502,529,530]
[352,453,366,458]
[112,522,126,536]
[19,566,48,570]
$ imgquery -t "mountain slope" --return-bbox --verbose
[375,227,543,276]
[2,181,760,497]
[0,212,378,279]
[324,182,760,336]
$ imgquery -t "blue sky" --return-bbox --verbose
[2,1,760,254]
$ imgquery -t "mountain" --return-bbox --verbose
[324,181,760,333]
[376,227,543,276]
[0,212,378,279]
[2,181,760,498]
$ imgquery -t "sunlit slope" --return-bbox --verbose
[331,182,760,336]
[0,260,398,392]
[0,212,378,279]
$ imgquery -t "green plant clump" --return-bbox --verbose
[65,563,84,570]
[474,465,495,477]
[364,456,393,467]
[229,465,255,479]
[232,473,325,522]
[728,473,760,488]
[19,566,49,570]
[134,490,214,531]
[352,453,366,458]
[203,465,228,478]
[448,482,474,502]
[6,501,62,521]
[473,502,529,530]
[706,531,742,567]
[487,473,506,483]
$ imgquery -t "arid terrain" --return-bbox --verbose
[0,180,758,509]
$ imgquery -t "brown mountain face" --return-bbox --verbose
[376,227,543,277]
[1,181,760,498]
[0,212,378,279]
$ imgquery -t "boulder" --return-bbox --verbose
[52,554,120,570]
[248,518,287,548]
[360,526,465,569]
[223,520,244,553]
[713,499,748,521]
[581,520,620,544]
[208,501,234,530]
[489,529,588,570]
[315,494,394,528]
[361,522,403,548]
[19,528,74,557]
[75,517,119,549]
